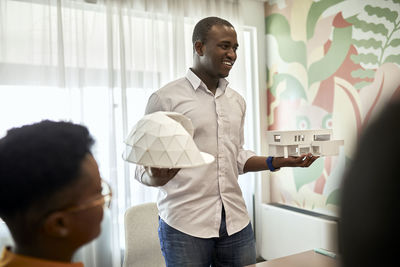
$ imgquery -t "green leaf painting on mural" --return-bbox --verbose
[350,53,379,64]
[365,5,398,23]
[347,0,400,72]
[352,38,382,49]
[326,188,340,206]
[270,73,307,100]
[351,69,375,79]
[346,15,389,36]
[308,26,353,86]
[384,54,400,64]
[293,158,324,192]
[389,38,400,47]
[306,0,345,40]
[266,1,354,88]
[265,14,307,67]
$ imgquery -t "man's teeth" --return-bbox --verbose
[223,61,232,66]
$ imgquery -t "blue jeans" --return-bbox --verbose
[158,208,256,267]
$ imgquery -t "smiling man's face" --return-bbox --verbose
[199,24,238,79]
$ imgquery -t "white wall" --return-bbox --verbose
[260,204,338,260]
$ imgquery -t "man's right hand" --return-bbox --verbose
[144,167,180,186]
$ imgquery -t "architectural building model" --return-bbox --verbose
[267,129,344,158]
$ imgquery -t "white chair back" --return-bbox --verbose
[123,202,165,267]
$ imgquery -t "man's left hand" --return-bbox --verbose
[273,153,319,168]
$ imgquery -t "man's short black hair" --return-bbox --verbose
[192,16,234,45]
[0,120,94,221]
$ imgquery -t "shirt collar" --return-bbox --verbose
[186,69,229,93]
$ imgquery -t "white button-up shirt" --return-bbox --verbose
[135,69,255,238]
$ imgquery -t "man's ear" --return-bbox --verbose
[194,40,204,56]
[42,212,70,238]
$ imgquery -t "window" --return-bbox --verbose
[314,134,331,141]
[0,0,259,263]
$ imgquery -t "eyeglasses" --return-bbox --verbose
[63,179,112,213]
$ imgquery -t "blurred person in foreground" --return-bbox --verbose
[339,98,400,267]
[0,120,111,267]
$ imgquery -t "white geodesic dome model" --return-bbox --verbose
[123,111,214,168]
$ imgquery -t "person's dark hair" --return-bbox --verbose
[192,16,234,45]
[0,120,94,222]
[339,100,400,267]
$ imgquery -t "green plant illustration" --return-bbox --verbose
[265,0,350,98]
[265,13,307,68]
[306,0,345,40]
[346,0,400,89]
[268,72,307,101]
[308,25,352,85]
[266,0,400,212]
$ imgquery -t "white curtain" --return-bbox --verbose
[0,0,259,266]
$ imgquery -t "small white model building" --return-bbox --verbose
[267,129,344,158]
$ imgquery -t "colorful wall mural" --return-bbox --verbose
[265,0,400,216]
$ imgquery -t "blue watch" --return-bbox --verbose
[266,156,276,171]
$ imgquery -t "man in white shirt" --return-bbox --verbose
[135,16,318,267]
